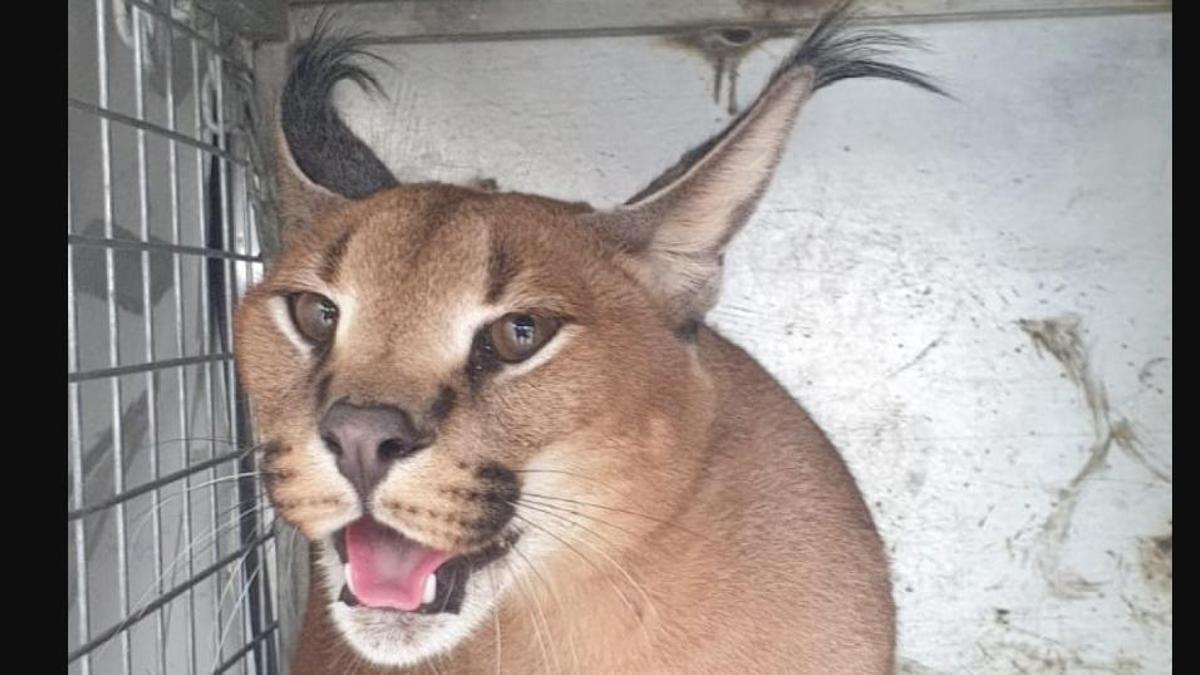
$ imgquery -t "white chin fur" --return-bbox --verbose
[317,539,510,667]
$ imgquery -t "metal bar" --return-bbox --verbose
[68,353,233,384]
[246,40,286,265]
[266,529,283,675]
[227,538,255,675]
[246,163,276,675]
[67,532,276,666]
[67,98,247,166]
[95,1,132,670]
[224,54,271,675]
[242,97,283,665]
[67,233,263,263]
[213,23,243,662]
[235,344,275,672]
[215,18,240,504]
[68,447,255,523]
[68,164,92,675]
[257,517,280,675]
[191,23,226,667]
[243,163,279,674]
[212,622,280,675]
[163,13,200,673]
[234,63,278,667]
[209,497,264,672]
[212,20,243,667]
[131,8,168,672]
[227,35,275,674]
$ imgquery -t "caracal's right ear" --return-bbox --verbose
[274,13,398,233]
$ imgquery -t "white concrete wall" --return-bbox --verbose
[322,11,1172,673]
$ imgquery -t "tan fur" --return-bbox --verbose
[236,182,894,673]
[236,4,914,669]
[272,123,346,235]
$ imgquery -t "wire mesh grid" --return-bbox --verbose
[68,1,282,673]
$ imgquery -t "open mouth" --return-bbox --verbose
[332,516,517,615]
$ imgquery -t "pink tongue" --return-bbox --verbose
[345,517,451,611]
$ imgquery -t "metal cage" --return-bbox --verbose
[68,1,281,673]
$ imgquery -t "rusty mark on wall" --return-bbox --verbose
[1137,356,1168,394]
[664,28,771,115]
[1139,528,1172,592]
[662,0,844,113]
[980,639,1142,674]
[734,0,838,21]
[1017,313,1171,599]
[738,0,831,6]
[887,335,944,379]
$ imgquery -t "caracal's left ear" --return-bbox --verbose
[581,0,946,331]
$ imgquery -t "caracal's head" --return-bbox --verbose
[234,2,941,666]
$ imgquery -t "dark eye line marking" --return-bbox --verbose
[674,318,701,342]
[486,243,519,304]
[466,327,500,393]
[311,335,335,371]
[430,386,458,421]
[317,229,355,284]
[313,371,334,414]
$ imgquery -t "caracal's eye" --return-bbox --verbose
[288,292,339,344]
[488,313,560,363]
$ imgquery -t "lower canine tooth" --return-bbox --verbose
[423,574,437,605]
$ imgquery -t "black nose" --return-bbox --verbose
[318,402,433,498]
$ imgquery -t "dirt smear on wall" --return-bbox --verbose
[1017,314,1171,599]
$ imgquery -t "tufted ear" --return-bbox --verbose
[582,0,945,328]
[274,14,398,232]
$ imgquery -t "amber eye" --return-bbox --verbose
[488,313,560,363]
[288,292,339,344]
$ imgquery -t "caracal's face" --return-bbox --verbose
[235,184,704,665]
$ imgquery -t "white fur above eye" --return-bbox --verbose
[446,301,503,366]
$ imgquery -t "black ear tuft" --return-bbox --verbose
[584,0,947,324]
[279,12,397,199]
[782,0,948,96]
